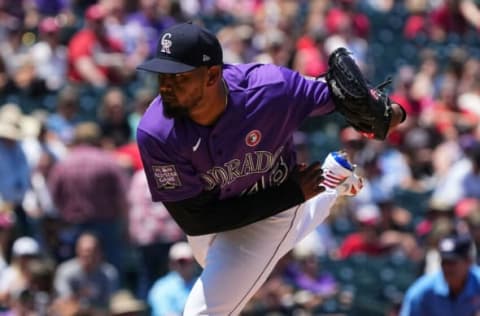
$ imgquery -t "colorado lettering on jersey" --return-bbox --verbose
[242,154,288,196]
[200,146,285,191]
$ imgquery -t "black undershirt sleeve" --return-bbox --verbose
[163,177,305,236]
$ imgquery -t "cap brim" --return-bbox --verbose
[137,58,195,74]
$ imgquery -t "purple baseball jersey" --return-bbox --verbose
[137,63,335,203]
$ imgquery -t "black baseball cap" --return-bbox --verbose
[137,22,223,74]
[439,234,474,260]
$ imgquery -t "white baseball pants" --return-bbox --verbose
[183,189,338,316]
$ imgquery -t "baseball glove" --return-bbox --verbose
[325,47,395,140]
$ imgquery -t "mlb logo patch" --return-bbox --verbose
[152,165,182,190]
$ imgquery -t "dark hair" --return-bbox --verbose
[57,85,80,108]
[469,143,480,167]
[98,87,126,119]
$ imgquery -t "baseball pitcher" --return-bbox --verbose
[136,22,406,315]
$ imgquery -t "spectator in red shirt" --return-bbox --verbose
[338,204,387,259]
[325,0,370,39]
[429,0,480,41]
[67,4,129,87]
[390,65,425,119]
[293,30,328,78]
[404,15,428,40]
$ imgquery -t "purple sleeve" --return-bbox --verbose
[277,66,335,120]
[234,64,335,141]
[136,129,204,202]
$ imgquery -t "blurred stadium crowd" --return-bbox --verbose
[1,0,480,315]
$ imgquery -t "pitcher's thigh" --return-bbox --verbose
[183,206,302,316]
[187,234,216,268]
[184,192,338,316]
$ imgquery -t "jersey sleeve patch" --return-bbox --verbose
[152,165,182,190]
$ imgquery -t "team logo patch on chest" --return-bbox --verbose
[152,165,181,190]
[245,130,262,147]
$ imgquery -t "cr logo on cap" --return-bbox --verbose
[160,33,172,54]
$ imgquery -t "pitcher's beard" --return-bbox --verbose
[163,101,189,119]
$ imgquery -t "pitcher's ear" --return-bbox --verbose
[206,65,222,86]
